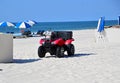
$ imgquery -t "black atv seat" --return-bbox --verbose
[51,31,73,40]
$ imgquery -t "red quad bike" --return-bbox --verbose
[38,31,75,58]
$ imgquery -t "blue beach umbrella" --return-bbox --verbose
[118,16,120,25]
[0,21,15,27]
[26,20,37,26]
[15,22,32,34]
[15,22,32,29]
[0,22,15,33]
[97,17,105,32]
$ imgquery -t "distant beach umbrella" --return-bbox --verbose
[15,22,32,28]
[0,21,15,27]
[95,17,106,43]
[97,17,105,32]
[26,20,37,26]
[118,16,120,25]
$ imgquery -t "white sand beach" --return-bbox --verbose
[0,29,120,83]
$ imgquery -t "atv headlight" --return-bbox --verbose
[42,42,45,45]
[40,42,45,46]
[51,42,55,44]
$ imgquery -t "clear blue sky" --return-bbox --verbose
[0,0,120,22]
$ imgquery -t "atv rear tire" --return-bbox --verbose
[38,46,46,58]
[56,46,64,58]
[67,44,75,56]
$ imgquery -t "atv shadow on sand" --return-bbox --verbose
[44,53,95,58]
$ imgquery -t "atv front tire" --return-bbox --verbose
[38,46,46,58]
[67,44,75,56]
[56,46,64,58]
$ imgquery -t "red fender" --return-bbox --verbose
[39,39,45,44]
[65,38,74,45]
[53,38,65,46]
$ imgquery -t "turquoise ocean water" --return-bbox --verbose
[0,20,118,33]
